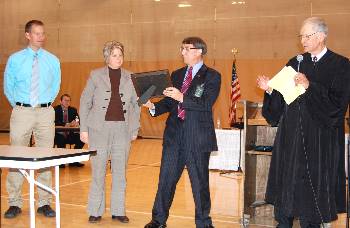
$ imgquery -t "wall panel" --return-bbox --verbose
[0,0,349,135]
[319,14,350,55]
[214,0,312,20]
[58,25,111,61]
[132,0,215,23]
[312,0,350,14]
[2,0,59,27]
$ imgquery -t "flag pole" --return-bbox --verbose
[229,48,244,174]
[230,51,246,228]
[347,106,350,228]
[229,48,239,127]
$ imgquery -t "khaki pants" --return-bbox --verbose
[7,106,55,208]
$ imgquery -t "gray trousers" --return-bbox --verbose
[87,121,131,217]
[7,106,54,208]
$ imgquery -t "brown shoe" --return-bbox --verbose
[4,206,22,218]
[112,215,129,223]
[88,216,101,223]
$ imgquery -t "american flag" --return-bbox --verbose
[229,58,241,125]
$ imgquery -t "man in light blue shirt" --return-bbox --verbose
[3,20,61,219]
[4,33,60,106]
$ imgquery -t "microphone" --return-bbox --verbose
[138,85,156,106]
[296,54,303,72]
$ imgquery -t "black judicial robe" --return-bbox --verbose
[263,50,350,223]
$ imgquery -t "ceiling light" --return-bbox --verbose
[232,1,245,4]
[178,2,192,8]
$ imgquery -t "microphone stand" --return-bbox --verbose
[232,118,247,227]
[231,118,244,173]
[347,115,350,228]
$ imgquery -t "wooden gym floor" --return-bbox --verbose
[0,133,346,227]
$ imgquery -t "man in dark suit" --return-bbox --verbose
[144,37,221,228]
[54,94,84,167]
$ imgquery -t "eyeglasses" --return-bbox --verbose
[298,31,318,40]
[180,46,201,52]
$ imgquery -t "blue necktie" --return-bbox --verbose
[30,53,39,106]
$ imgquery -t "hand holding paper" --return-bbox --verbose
[267,66,306,105]
[294,73,309,89]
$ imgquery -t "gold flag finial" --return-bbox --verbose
[231,48,238,56]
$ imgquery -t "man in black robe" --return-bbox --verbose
[257,17,350,227]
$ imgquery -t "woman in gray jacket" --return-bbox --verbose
[79,41,140,223]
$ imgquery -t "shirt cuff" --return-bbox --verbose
[149,108,155,116]
[265,89,273,95]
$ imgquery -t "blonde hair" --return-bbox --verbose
[103,41,124,63]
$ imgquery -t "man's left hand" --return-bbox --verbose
[68,120,79,127]
[163,87,183,102]
[294,73,309,89]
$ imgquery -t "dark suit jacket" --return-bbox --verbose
[54,105,79,126]
[154,64,221,153]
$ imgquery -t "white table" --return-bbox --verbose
[0,145,95,228]
[209,129,241,171]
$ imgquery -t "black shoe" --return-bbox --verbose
[204,225,215,228]
[4,206,22,218]
[59,164,66,168]
[144,220,167,228]
[112,215,129,223]
[69,162,85,167]
[89,216,102,223]
[37,205,56,217]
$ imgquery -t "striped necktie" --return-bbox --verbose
[177,66,193,120]
[30,53,39,107]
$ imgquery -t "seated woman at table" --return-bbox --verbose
[79,41,140,223]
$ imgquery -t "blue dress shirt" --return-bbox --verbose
[189,61,203,80]
[4,47,61,107]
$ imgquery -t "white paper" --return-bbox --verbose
[267,66,306,104]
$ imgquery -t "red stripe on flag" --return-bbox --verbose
[229,59,241,125]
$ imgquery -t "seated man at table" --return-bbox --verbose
[54,94,85,167]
